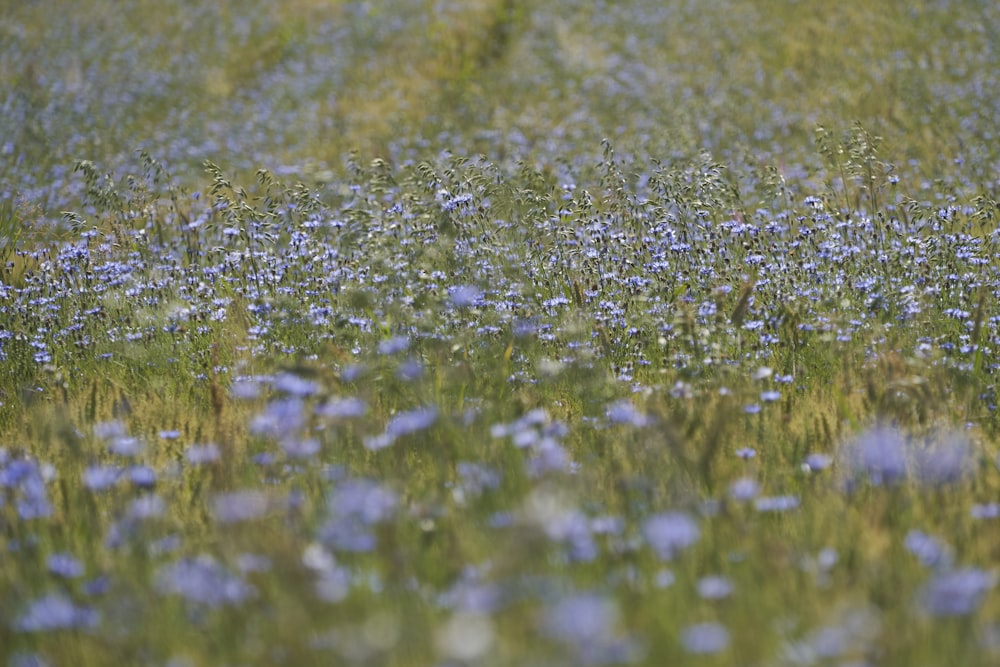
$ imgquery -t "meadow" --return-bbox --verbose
[2,1,1000,665]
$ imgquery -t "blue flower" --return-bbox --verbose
[367,406,438,449]
[155,555,256,607]
[377,335,410,355]
[846,425,907,485]
[108,436,143,457]
[542,594,618,644]
[319,516,377,552]
[914,429,973,485]
[211,491,270,523]
[455,462,501,498]
[729,477,760,501]
[185,443,221,464]
[128,465,157,488]
[920,568,995,617]
[971,503,1000,519]
[605,400,651,427]
[15,593,99,632]
[315,396,368,419]
[82,465,121,492]
[281,437,321,459]
[754,495,800,512]
[127,494,166,520]
[386,406,438,438]
[905,530,951,569]
[697,575,734,599]
[93,420,127,440]
[448,284,483,308]
[396,358,424,381]
[47,553,85,579]
[541,593,642,663]
[803,453,832,472]
[681,622,730,654]
[249,397,306,439]
[271,371,320,397]
[643,512,700,560]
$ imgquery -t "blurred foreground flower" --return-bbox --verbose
[841,424,975,488]
[920,568,995,617]
[643,512,700,560]
[16,593,99,632]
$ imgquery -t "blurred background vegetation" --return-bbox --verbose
[3,0,999,218]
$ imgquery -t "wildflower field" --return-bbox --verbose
[3,1,1000,665]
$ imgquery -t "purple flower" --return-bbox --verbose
[386,406,438,438]
[155,555,255,607]
[328,479,397,523]
[754,495,800,512]
[526,438,573,477]
[230,379,262,399]
[697,576,734,599]
[15,593,99,632]
[314,567,352,603]
[211,491,270,523]
[47,553,85,579]
[17,493,53,520]
[108,436,143,457]
[271,372,320,397]
[128,494,166,520]
[340,364,366,382]
[914,430,973,485]
[448,285,483,308]
[605,400,651,427]
[971,503,1000,519]
[920,568,995,617]
[681,622,730,654]
[93,420,127,440]
[542,594,620,646]
[185,443,221,464]
[905,530,951,569]
[249,398,306,438]
[396,358,424,381]
[729,477,760,501]
[846,425,907,485]
[438,571,503,613]
[319,478,398,552]
[643,512,700,560]
[1,459,41,487]
[82,466,121,492]
[362,433,395,451]
[128,465,157,488]
[315,396,368,419]
[377,335,410,355]
[368,406,438,448]
[455,462,501,498]
[803,453,832,472]
[319,516,377,552]
[281,437,321,459]
[541,594,643,664]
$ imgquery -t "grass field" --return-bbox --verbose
[2,1,1000,665]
